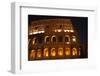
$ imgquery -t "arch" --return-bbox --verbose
[30,50,36,59]
[58,48,63,56]
[43,48,49,57]
[65,35,70,44]
[50,48,56,56]
[45,36,50,43]
[65,48,70,56]
[37,49,42,58]
[32,38,36,45]
[72,48,77,56]
[51,35,57,43]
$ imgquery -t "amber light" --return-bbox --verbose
[65,48,70,56]
[72,48,77,56]
[30,50,36,60]
[57,29,62,32]
[51,48,56,56]
[72,36,76,42]
[37,49,42,58]
[29,30,45,35]
[58,48,63,56]
[29,47,81,60]
[43,48,49,57]
[32,38,36,45]
[28,18,86,61]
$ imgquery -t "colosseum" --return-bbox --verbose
[28,18,85,61]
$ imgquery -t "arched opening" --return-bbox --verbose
[58,48,63,56]
[50,48,56,56]
[65,48,70,56]
[43,48,49,57]
[72,48,77,56]
[37,49,42,58]
[30,50,36,60]
[65,35,70,44]
[32,38,37,45]
[45,36,50,43]
[51,35,56,43]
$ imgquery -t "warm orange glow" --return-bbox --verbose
[29,30,45,35]
[54,29,74,32]
[45,36,49,43]
[65,35,70,44]
[28,18,86,61]
[30,50,35,59]
[70,30,74,32]
[37,49,42,58]
[67,30,70,32]
[58,48,63,56]
[54,29,57,32]
[43,48,49,57]
[72,36,76,42]
[51,35,56,42]
[72,48,77,56]
[64,30,67,32]
[32,38,36,45]
[57,29,62,32]
[29,32,33,35]
[51,48,56,56]
[65,48,70,55]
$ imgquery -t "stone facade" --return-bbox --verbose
[28,19,82,61]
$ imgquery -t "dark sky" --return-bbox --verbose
[28,15,88,45]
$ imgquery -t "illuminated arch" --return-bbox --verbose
[43,48,49,57]
[58,48,63,56]
[51,35,57,43]
[65,35,70,44]
[72,48,77,56]
[65,48,70,56]
[30,50,36,59]
[45,36,50,43]
[50,48,56,56]
[32,38,36,45]
[37,49,42,58]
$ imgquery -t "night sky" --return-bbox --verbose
[28,15,88,45]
